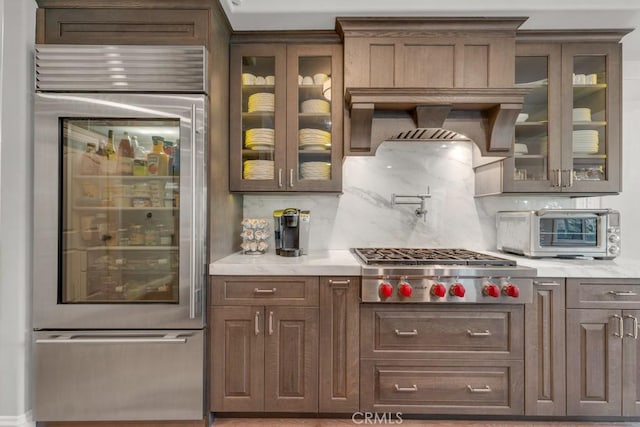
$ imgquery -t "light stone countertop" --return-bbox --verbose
[486,251,640,279]
[209,250,362,276]
[209,249,640,279]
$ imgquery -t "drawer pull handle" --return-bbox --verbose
[533,281,561,286]
[467,385,492,393]
[328,279,351,286]
[467,329,492,337]
[608,290,638,297]
[254,288,276,294]
[394,329,418,337]
[394,384,418,392]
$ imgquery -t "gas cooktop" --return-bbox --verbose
[353,248,536,304]
[352,247,516,267]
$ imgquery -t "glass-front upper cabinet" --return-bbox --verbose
[230,43,342,192]
[562,43,622,193]
[63,118,181,303]
[506,43,562,192]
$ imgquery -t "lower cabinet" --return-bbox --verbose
[318,277,360,413]
[211,305,318,412]
[359,305,525,415]
[524,278,566,415]
[566,278,640,416]
[210,275,359,414]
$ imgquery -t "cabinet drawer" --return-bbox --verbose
[360,359,524,415]
[361,305,523,359]
[567,278,640,309]
[210,276,319,306]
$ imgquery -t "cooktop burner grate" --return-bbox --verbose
[352,248,516,266]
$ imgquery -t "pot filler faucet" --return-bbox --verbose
[391,188,431,221]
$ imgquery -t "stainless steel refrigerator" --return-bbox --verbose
[32,45,208,422]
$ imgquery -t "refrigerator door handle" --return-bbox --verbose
[36,333,188,344]
[189,103,198,320]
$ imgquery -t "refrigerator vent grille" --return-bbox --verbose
[35,45,207,93]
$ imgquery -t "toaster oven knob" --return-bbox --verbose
[483,284,500,298]
[609,234,620,243]
[379,282,393,299]
[502,284,520,298]
[398,282,413,298]
[450,283,466,298]
[431,283,447,298]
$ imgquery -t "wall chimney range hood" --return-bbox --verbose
[337,17,530,156]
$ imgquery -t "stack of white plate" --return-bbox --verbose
[300,162,331,180]
[301,99,330,113]
[573,130,599,154]
[299,128,331,150]
[514,143,528,155]
[573,108,592,122]
[245,128,275,150]
[243,160,274,180]
[247,93,275,113]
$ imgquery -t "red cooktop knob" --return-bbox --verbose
[450,283,466,298]
[502,284,520,298]
[379,282,393,299]
[398,282,413,298]
[483,284,500,298]
[431,283,447,298]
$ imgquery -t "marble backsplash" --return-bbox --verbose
[243,140,600,252]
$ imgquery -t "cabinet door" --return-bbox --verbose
[230,44,287,191]
[623,309,640,416]
[39,8,209,45]
[286,44,343,192]
[561,43,622,193]
[211,306,264,412]
[504,43,562,193]
[319,277,359,412]
[566,309,622,416]
[264,306,318,412]
[524,278,566,415]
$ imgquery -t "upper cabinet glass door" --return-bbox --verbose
[62,118,180,303]
[514,56,551,182]
[570,55,608,183]
[230,45,287,191]
[562,43,622,193]
[507,43,562,192]
[286,44,343,192]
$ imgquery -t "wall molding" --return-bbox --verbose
[0,412,35,427]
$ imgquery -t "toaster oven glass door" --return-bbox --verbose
[539,217,598,247]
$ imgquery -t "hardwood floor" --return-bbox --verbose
[211,418,640,426]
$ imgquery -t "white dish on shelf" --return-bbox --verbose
[514,143,528,154]
[300,144,331,151]
[516,113,529,123]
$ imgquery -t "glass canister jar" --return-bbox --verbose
[128,224,145,246]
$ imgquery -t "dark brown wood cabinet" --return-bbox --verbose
[210,276,319,413]
[35,1,214,46]
[566,278,640,416]
[318,277,359,413]
[524,278,566,415]
[359,305,524,415]
[475,30,629,196]
[229,42,343,192]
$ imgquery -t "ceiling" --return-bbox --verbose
[218,0,640,60]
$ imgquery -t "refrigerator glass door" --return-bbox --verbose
[34,93,206,329]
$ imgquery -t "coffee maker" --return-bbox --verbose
[273,208,310,257]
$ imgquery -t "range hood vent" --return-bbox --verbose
[346,87,530,156]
